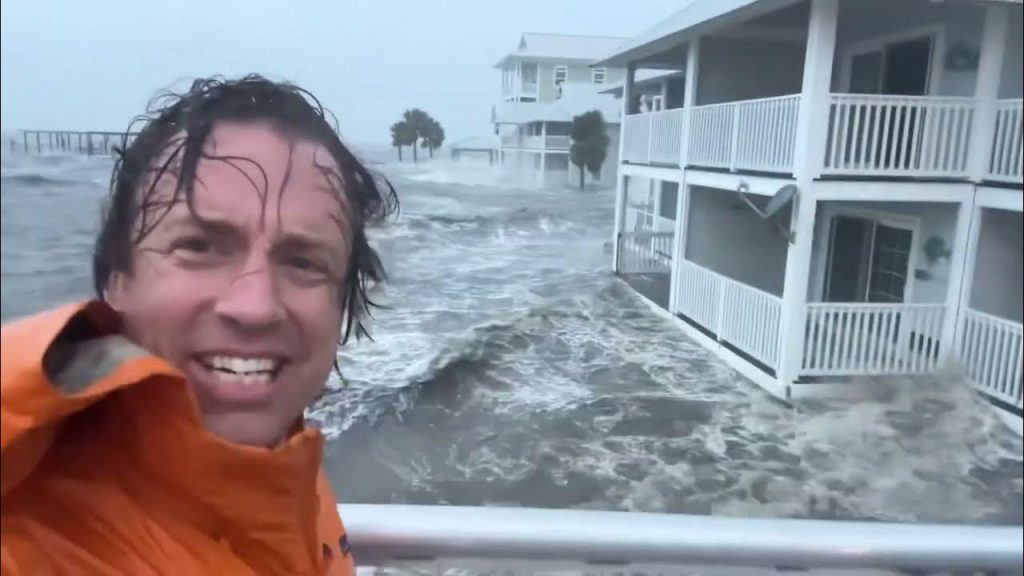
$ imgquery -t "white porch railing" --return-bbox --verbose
[342,504,1024,573]
[622,113,650,163]
[688,94,801,174]
[987,98,1023,184]
[677,260,782,370]
[518,135,571,150]
[621,109,685,166]
[959,308,1024,409]
[650,108,686,165]
[616,231,674,275]
[823,94,976,178]
[545,135,570,149]
[802,303,945,376]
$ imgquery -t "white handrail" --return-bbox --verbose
[677,260,783,369]
[339,504,1023,572]
[803,303,945,376]
[960,307,1024,408]
[987,98,1023,183]
[688,94,800,174]
[617,231,674,275]
[824,94,976,178]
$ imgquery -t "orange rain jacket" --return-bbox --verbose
[1,302,355,575]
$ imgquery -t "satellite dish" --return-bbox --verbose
[734,181,798,244]
[763,183,798,218]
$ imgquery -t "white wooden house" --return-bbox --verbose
[493,33,628,185]
[599,0,1023,433]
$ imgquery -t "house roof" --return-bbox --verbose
[493,83,622,125]
[594,0,1023,68]
[592,0,759,67]
[495,33,629,68]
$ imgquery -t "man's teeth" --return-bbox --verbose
[203,356,278,386]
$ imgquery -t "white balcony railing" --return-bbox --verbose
[677,260,783,370]
[824,94,976,178]
[802,303,945,376]
[621,108,685,166]
[987,98,1023,183]
[616,231,673,275]
[545,135,570,149]
[688,94,801,174]
[959,308,1023,408]
[341,504,1024,573]
[622,113,651,163]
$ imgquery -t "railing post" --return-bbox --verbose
[647,112,654,164]
[729,105,740,172]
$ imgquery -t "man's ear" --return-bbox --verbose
[104,272,130,312]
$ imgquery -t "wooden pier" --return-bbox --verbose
[9,130,139,157]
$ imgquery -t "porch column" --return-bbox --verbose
[941,194,979,363]
[668,182,691,312]
[669,38,701,314]
[612,64,637,271]
[954,206,985,351]
[967,4,1009,182]
[791,0,838,179]
[777,0,839,393]
[679,37,700,166]
[539,123,547,177]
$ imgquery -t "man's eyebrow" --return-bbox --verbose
[273,232,346,256]
[162,213,246,238]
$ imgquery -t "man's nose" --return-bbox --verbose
[213,255,286,330]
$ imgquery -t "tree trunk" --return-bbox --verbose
[578,165,585,190]
[429,145,434,159]
[397,145,403,162]
[412,139,418,164]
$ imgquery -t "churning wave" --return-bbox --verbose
[1,172,80,187]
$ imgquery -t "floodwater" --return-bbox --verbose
[2,149,1021,526]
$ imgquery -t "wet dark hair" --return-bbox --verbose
[93,74,398,343]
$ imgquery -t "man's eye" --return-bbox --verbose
[287,255,321,272]
[173,236,212,253]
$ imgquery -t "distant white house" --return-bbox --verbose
[598,0,1023,434]
[492,33,628,185]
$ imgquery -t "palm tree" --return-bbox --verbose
[422,118,445,158]
[390,120,414,161]
[569,110,610,189]
[403,108,432,164]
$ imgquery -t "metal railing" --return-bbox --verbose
[802,303,945,376]
[960,308,1024,408]
[616,231,673,275]
[988,98,1023,184]
[824,94,976,178]
[621,109,686,166]
[340,504,1024,574]
[688,94,801,174]
[676,259,783,370]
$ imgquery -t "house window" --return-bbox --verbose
[554,65,568,86]
[592,68,606,84]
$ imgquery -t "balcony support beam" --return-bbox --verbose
[612,64,637,272]
[777,0,838,392]
[968,4,1009,182]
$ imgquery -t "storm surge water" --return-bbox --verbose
[2,149,1021,525]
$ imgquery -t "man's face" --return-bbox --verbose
[108,121,349,447]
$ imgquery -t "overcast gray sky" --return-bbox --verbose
[1,0,682,146]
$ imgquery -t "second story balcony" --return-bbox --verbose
[609,0,1023,187]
